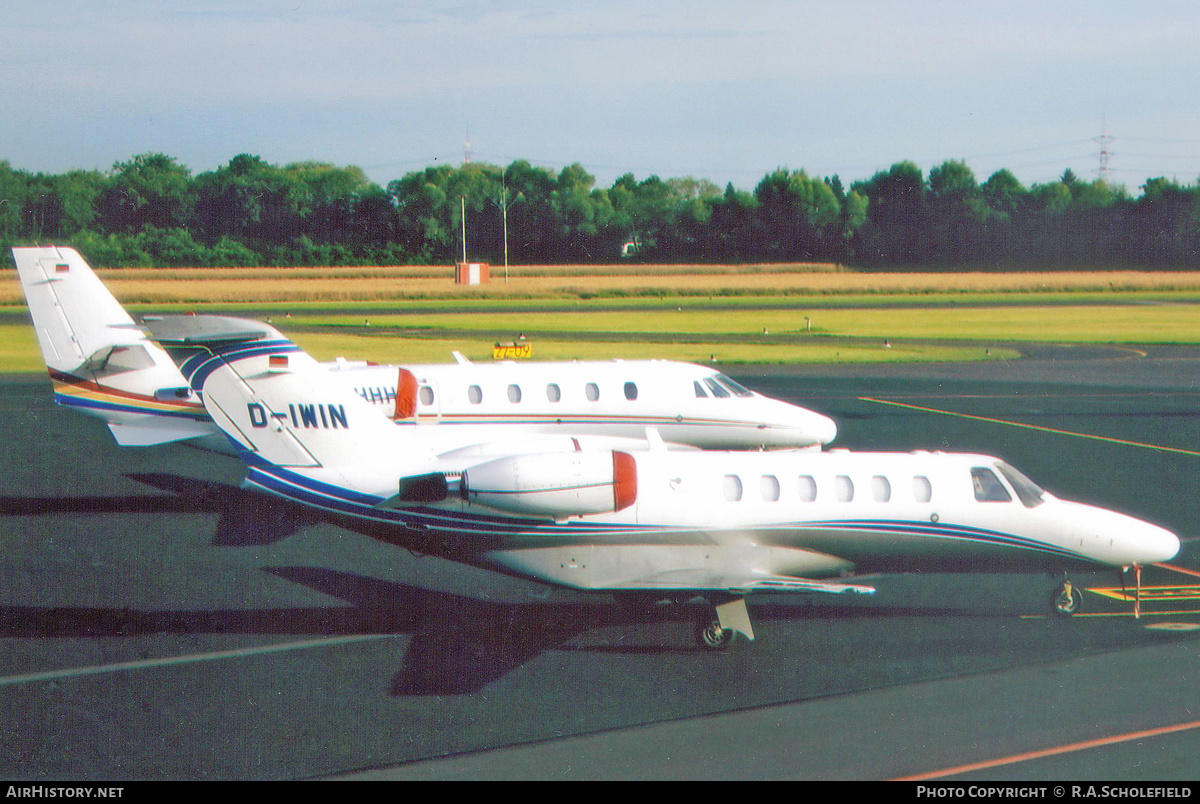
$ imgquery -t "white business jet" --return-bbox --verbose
[192,333,1179,649]
[11,246,837,452]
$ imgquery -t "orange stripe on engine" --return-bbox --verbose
[394,368,418,419]
[612,451,637,512]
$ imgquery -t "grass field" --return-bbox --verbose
[295,304,1200,344]
[7,264,1200,305]
[3,262,1198,372]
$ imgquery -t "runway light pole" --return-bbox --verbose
[461,196,467,265]
[499,166,522,286]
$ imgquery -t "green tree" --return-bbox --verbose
[54,170,107,236]
[703,182,761,262]
[1129,177,1200,265]
[754,168,842,259]
[979,169,1026,262]
[285,161,374,244]
[981,169,1025,219]
[99,153,192,232]
[851,160,927,263]
[0,161,29,245]
[192,154,302,252]
[495,160,559,263]
[927,160,987,263]
[551,163,607,260]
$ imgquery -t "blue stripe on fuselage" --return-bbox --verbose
[235,453,1089,560]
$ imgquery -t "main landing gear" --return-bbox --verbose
[694,596,755,652]
[1051,579,1082,616]
[695,616,737,651]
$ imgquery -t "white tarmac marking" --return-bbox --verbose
[0,633,399,687]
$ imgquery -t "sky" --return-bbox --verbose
[3,0,1199,194]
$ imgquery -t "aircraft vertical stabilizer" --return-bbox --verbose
[194,336,441,493]
[11,246,210,444]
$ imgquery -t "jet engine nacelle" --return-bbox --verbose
[461,450,637,517]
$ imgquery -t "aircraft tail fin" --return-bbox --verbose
[11,246,209,440]
[14,245,136,371]
[194,332,435,483]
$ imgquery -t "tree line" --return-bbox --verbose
[1,152,1197,268]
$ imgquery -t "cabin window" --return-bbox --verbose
[694,381,708,398]
[835,475,854,502]
[546,383,561,402]
[704,378,731,398]
[971,467,1012,502]
[624,381,638,401]
[760,474,780,502]
[715,374,754,397]
[723,474,743,502]
[996,462,1046,508]
[586,382,600,401]
[468,385,483,404]
[507,384,522,403]
[871,475,891,502]
[912,475,933,503]
[798,475,817,502]
[419,386,435,406]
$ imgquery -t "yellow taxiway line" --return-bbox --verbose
[859,397,1200,457]
[895,717,1200,780]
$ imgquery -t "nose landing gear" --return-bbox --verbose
[1052,579,1082,616]
[1122,564,1143,619]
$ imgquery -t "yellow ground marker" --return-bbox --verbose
[1087,585,1200,602]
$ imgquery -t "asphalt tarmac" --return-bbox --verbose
[3,347,1200,781]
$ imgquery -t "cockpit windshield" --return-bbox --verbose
[971,467,1012,502]
[995,462,1047,508]
[714,374,754,397]
[703,377,731,398]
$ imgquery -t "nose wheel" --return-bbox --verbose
[1051,580,1082,616]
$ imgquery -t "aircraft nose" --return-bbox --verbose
[755,399,838,447]
[1064,502,1181,565]
[808,411,838,445]
[1139,520,1181,564]
[1105,511,1180,564]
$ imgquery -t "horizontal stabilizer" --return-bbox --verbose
[107,419,220,446]
[141,315,281,346]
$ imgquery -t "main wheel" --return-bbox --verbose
[695,617,736,651]
[1051,582,1082,616]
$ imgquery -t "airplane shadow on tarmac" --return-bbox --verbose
[126,472,324,546]
[1,471,644,693]
[0,564,702,695]
[0,473,318,547]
